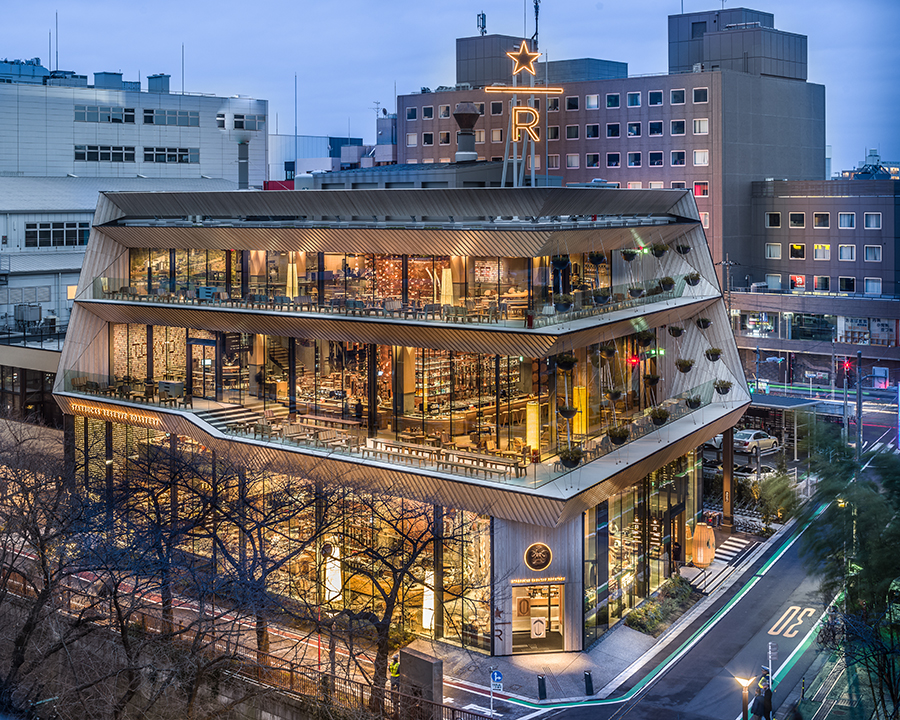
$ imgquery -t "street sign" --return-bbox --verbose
[491,682,503,691]
[491,671,503,684]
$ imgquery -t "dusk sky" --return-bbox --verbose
[3,0,898,174]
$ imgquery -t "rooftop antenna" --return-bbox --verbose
[55,11,58,71]
[371,100,381,116]
[181,43,185,94]
[477,12,487,36]
[532,0,540,50]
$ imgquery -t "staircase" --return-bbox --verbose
[268,343,289,372]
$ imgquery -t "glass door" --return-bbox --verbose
[511,583,564,653]
[187,339,218,400]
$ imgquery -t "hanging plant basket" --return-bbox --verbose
[554,293,573,312]
[558,405,578,420]
[621,249,639,262]
[685,395,702,410]
[606,389,622,401]
[558,445,584,469]
[676,358,695,373]
[696,317,713,330]
[650,243,668,258]
[676,244,692,255]
[599,344,617,359]
[705,347,723,362]
[668,325,684,338]
[685,272,701,287]
[637,330,655,347]
[556,352,578,371]
[644,373,661,387]
[592,290,611,305]
[629,286,645,298]
[608,425,630,445]
[588,251,607,266]
[551,254,570,270]
[649,407,670,426]
[659,276,676,292]
[714,380,733,395]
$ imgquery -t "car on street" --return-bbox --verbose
[733,463,777,481]
[733,429,778,453]
[704,434,723,450]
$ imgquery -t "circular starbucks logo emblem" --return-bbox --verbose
[524,543,552,571]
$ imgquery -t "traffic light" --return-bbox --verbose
[843,359,852,372]
[628,355,640,367]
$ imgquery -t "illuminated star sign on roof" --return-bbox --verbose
[507,39,541,76]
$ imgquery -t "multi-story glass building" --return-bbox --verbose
[55,186,748,654]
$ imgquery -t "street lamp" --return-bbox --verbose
[735,676,756,720]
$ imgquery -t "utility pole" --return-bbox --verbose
[856,350,863,466]
[755,343,760,394]
[842,359,849,444]
[718,255,737,330]
[830,330,836,400]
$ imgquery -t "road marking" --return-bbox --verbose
[871,442,883,453]
[463,704,502,717]
[768,606,817,637]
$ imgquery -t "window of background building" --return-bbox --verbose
[649,151,663,166]
[790,275,805,290]
[649,91,663,106]
[607,123,620,138]
[406,133,417,147]
[586,124,600,139]
[491,128,503,143]
[422,133,433,146]
[692,21,707,38]
[789,212,805,228]
[627,152,641,167]
[67,285,78,300]
[700,212,710,228]
[566,96,579,111]
[671,89,685,104]
[627,182,642,188]
[216,113,225,128]
[586,94,599,109]
[75,105,135,124]
[439,105,450,118]
[671,181,686,189]
[693,118,709,134]
[839,277,856,293]
[491,101,503,115]
[143,147,199,164]
[814,212,829,228]
[649,181,664,188]
[839,244,856,261]
[406,107,417,121]
[236,114,265,130]
[765,243,781,259]
[694,181,709,197]
[814,244,830,260]
[606,93,620,109]
[766,274,782,290]
[865,277,882,294]
[627,92,640,107]
[693,87,708,103]
[790,243,806,259]
[607,153,620,168]
[627,122,641,137]
[586,153,600,168]
[145,109,201,127]
[693,149,709,166]
[423,106,433,119]
[839,212,855,229]
[566,125,579,140]
[474,129,484,143]
[527,154,541,169]
[671,119,685,135]
[865,245,882,262]
[649,121,663,136]
[25,222,90,247]
[567,154,580,169]
[548,97,559,111]
[548,126,560,140]
[865,212,882,229]
[75,145,135,162]
[475,102,485,115]
[813,275,830,291]
[439,132,450,145]
[548,154,560,169]
[671,150,685,166]
[766,212,781,228]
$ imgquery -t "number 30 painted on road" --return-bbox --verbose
[768,606,816,637]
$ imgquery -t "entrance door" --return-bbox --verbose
[511,584,564,653]
[187,339,218,400]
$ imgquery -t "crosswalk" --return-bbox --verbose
[716,536,756,565]
[860,439,900,456]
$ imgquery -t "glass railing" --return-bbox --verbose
[89,275,699,330]
[62,370,723,490]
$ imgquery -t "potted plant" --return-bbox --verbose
[676,244,691,255]
[646,285,663,297]
[696,317,713,330]
[554,293,574,312]
[667,325,684,338]
[608,424,630,445]
[599,343,617,359]
[637,330,655,347]
[676,358,695,373]
[588,251,607,266]
[628,286,645,298]
[592,289,611,305]
[558,445,584,468]
[659,276,676,292]
[685,271,701,286]
[644,373,660,386]
[606,389,623,401]
[621,248,639,262]
[649,406,670,426]
[556,351,578,371]
[551,254,570,270]
[685,395,702,409]
[705,347,723,362]
[714,379,733,395]
[650,243,668,258]
[558,405,578,419]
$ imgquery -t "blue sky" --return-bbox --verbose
[3,0,898,173]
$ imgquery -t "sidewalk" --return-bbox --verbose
[417,518,797,705]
